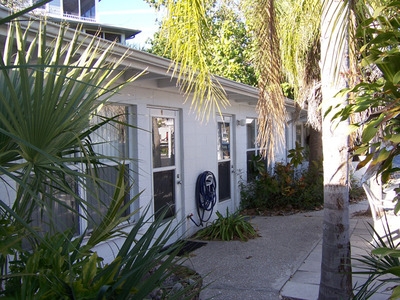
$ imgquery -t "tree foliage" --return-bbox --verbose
[148,1,257,87]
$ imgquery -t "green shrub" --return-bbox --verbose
[195,208,258,241]
[1,176,190,299]
[240,160,324,211]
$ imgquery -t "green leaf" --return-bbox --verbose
[382,266,400,276]
[372,247,400,257]
[390,284,400,299]
[394,200,400,215]
[356,153,373,170]
[361,114,385,143]
[388,134,400,144]
[82,252,98,286]
[375,149,391,163]
[393,70,400,85]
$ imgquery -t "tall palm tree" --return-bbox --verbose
[318,0,352,297]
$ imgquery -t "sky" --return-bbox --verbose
[97,0,162,48]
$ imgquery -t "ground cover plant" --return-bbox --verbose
[195,208,258,241]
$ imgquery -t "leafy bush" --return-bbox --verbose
[195,208,258,241]
[240,160,324,212]
[3,205,188,299]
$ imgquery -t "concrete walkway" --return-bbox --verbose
[182,201,399,299]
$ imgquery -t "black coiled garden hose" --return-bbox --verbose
[189,171,217,227]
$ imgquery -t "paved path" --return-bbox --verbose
[182,201,399,299]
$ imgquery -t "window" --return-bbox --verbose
[152,116,175,168]
[294,122,309,161]
[89,105,128,159]
[85,164,130,230]
[246,118,257,149]
[30,104,132,235]
[85,30,122,43]
[296,124,303,146]
[104,32,120,43]
[80,0,95,19]
[48,0,62,14]
[246,118,267,181]
[62,0,96,20]
[63,0,79,17]
[85,105,131,230]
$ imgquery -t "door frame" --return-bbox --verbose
[216,115,235,212]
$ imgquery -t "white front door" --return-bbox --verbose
[150,108,182,235]
[217,115,234,209]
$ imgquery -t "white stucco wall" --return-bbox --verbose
[109,80,277,240]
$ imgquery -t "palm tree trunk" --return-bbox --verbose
[308,127,322,175]
[318,0,352,298]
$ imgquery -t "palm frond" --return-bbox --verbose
[0,0,52,25]
[161,0,230,121]
[0,19,138,237]
[278,0,321,102]
[352,220,400,299]
[244,0,286,162]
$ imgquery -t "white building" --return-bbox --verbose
[0,3,307,262]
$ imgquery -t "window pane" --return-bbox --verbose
[218,161,231,201]
[30,177,79,236]
[246,118,256,149]
[90,105,128,159]
[296,124,302,145]
[63,0,79,16]
[80,0,95,18]
[152,117,175,168]
[86,165,130,230]
[217,122,230,160]
[246,151,267,182]
[247,150,256,181]
[104,32,121,42]
[153,170,175,220]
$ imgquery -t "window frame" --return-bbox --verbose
[30,104,134,236]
